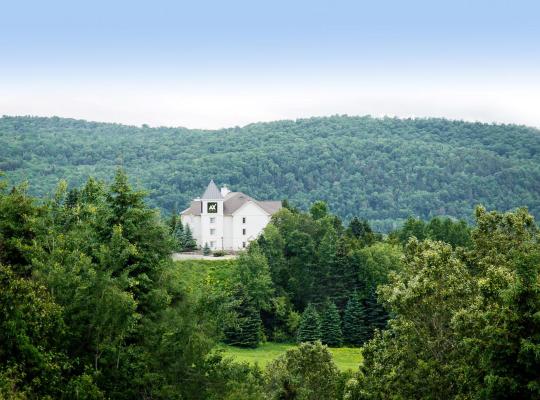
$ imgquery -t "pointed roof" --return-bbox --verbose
[201,180,223,199]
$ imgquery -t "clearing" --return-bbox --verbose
[216,342,362,372]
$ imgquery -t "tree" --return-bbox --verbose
[183,224,197,250]
[314,225,339,304]
[350,242,402,300]
[224,289,262,348]
[203,242,212,255]
[297,304,321,343]
[320,301,343,347]
[356,207,540,399]
[346,217,379,247]
[343,292,369,346]
[265,342,340,400]
[234,243,274,311]
[364,288,387,334]
[309,201,328,220]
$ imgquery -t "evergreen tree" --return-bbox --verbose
[168,206,178,234]
[364,287,388,334]
[297,303,322,343]
[314,225,338,304]
[320,300,343,347]
[224,291,262,348]
[183,224,197,250]
[310,200,328,220]
[203,242,211,255]
[343,292,369,346]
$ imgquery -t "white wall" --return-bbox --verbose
[223,216,234,249]
[200,199,224,250]
[182,200,272,251]
[180,214,201,244]
[232,201,271,250]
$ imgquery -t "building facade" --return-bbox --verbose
[180,180,282,251]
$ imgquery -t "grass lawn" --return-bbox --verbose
[217,342,362,372]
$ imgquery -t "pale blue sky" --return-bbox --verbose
[1,0,539,128]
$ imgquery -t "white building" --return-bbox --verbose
[180,180,282,251]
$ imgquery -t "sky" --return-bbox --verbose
[1,0,539,129]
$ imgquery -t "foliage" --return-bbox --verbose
[297,304,322,343]
[224,290,263,348]
[391,215,472,248]
[3,115,540,231]
[0,171,224,399]
[343,292,369,346]
[234,243,274,311]
[264,341,340,400]
[355,207,540,399]
[321,301,343,347]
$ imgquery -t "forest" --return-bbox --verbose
[2,115,540,231]
[2,169,539,399]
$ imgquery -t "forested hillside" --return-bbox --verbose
[2,115,540,231]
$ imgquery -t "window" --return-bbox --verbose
[242,242,246,248]
[210,228,216,235]
[210,217,215,223]
[242,217,246,224]
[242,228,246,235]
[210,241,216,248]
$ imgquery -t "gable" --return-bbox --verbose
[231,200,270,216]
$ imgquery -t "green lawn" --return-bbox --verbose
[216,342,362,372]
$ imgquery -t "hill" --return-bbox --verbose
[2,115,540,231]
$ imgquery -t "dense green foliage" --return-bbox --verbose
[297,304,322,343]
[343,293,369,346]
[0,171,264,399]
[350,207,540,399]
[265,342,341,400]
[3,115,540,231]
[3,164,540,399]
[390,215,472,248]
[321,301,343,347]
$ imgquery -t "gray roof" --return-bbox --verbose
[181,200,202,215]
[181,189,282,216]
[258,200,282,214]
[201,180,223,199]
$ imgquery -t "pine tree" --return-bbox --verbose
[183,224,197,250]
[172,221,185,251]
[343,292,369,346]
[321,300,343,347]
[203,242,211,255]
[224,292,262,348]
[314,226,338,304]
[168,206,178,234]
[364,288,388,335]
[297,303,322,343]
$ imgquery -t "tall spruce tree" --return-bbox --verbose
[224,291,262,348]
[315,225,339,304]
[203,242,211,255]
[364,287,388,334]
[297,303,322,343]
[183,224,197,250]
[343,292,369,346]
[320,300,343,347]
[172,219,185,251]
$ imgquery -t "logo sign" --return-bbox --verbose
[207,202,218,213]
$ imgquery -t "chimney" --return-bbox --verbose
[220,186,231,196]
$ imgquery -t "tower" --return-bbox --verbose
[200,180,224,250]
